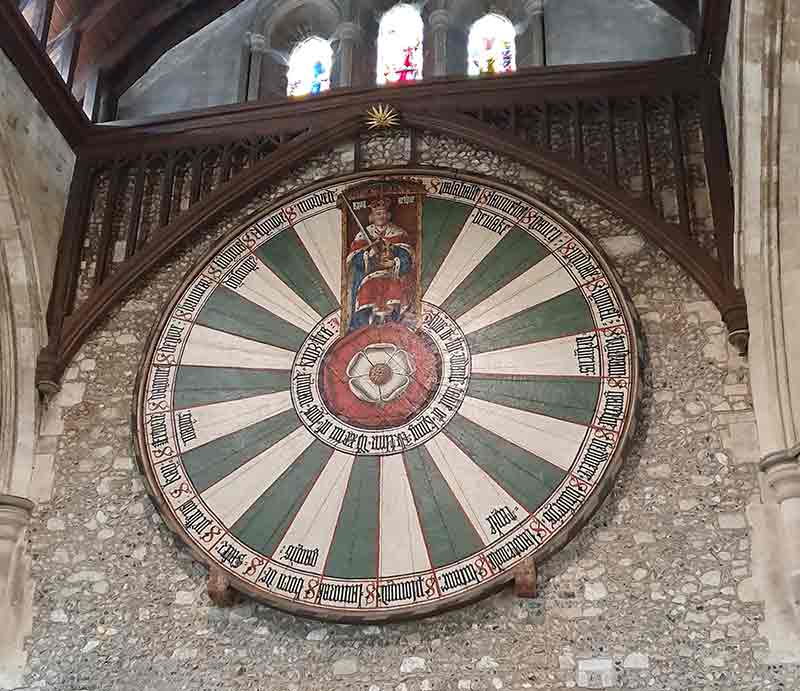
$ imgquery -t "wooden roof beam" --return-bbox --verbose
[697,0,732,76]
[0,1,89,148]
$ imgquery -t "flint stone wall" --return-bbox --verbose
[25,133,787,691]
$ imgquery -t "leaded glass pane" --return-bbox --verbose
[287,36,332,97]
[376,4,424,85]
[468,13,516,76]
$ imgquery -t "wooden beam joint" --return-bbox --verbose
[35,345,61,397]
[722,295,748,356]
[208,567,240,607]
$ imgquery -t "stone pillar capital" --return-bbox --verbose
[428,9,451,32]
[0,494,33,689]
[248,32,268,54]
[0,495,34,541]
[0,494,34,584]
[762,445,800,503]
[335,21,362,43]
[334,22,361,87]
[524,0,545,16]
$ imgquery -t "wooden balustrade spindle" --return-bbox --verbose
[543,103,551,150]
[159,153,177,227]
[668,94,691,233]
[573,98,584,165]
[94,163,124,287]
[220,144,235,184]
[190,152,204,206]
[607,99,618,187]
[636,96,654,208]
[125,157,147,258]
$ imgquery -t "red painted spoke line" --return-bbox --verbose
[439,422,561,514]
[375,458,382,586]
[591,322,632,334]
[420,198,491,301]
[168,373,292,412]
[313,455,361,605]
[460,385,597,429]
[587,421,624,436]
[464,257,568,303]
[401,452,444,599]
[461,393,595,443]
[427,433,533,552]
[248,454,335,587]
[470,372,628,382]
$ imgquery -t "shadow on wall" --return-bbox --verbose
[116,0,264,120]
[545,0,694,65]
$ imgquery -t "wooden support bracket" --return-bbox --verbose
[208,567,240,607]
[722,296,749,356]
[512,557,538,598]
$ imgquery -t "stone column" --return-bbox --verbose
[721,0,800,661]
[246,33,268,102]
[260,52,289,101]
[428,9,451,77]
[334,22,362,88]
[523,0,545,67]
[0,494,33,689]
[237,34,252,102]
[763,449,800,606]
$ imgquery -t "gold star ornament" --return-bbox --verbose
[365,104,400,130]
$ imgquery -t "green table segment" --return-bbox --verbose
[135,171,640,621]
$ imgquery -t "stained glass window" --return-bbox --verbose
[468,13,516,76]
[376,4,424,85]
[287,37,332,97]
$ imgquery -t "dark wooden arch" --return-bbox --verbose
[37,100,742,391]
[405,110,728,307]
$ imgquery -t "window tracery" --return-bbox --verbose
[287,36,332,97]
[376,3,424,85]
[467,13,516,76]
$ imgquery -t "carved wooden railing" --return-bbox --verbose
[454,90,739,317]
[35,58,744,391]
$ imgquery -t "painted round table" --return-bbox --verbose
[134,170,640,621]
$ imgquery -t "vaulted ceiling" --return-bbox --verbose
[39,0,701,98]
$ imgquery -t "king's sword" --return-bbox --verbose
[340,195,386,252]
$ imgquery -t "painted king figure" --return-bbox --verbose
[346,197,415,331]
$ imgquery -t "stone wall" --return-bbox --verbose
[544,0,692,66]
[20,130,793,690]
[0,50,75,345]
[720,0,800,662]
[0,50,74,689]
[116,0,262,120]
